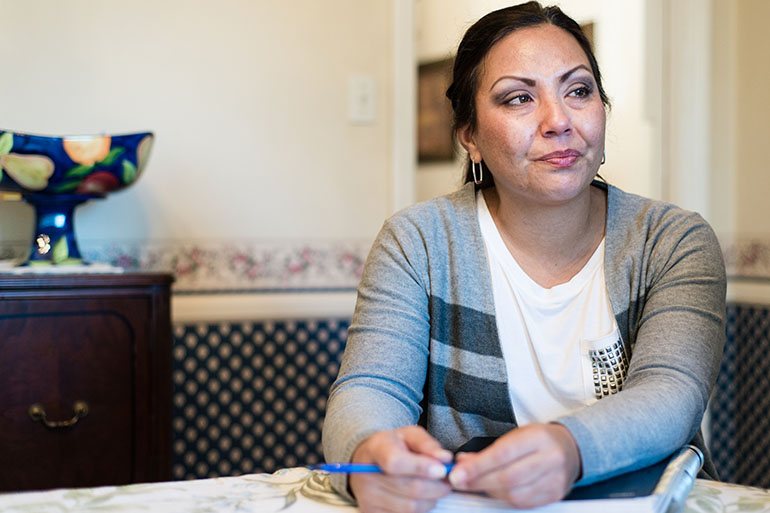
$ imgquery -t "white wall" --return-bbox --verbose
[662,0,713,219]
[3,0,768,305]
[732,0,770,237]
[414,0,663,203]
[710,0,738,239]
[0,0,395,246]
[711,0,770,303]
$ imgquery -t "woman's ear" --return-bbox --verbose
[457,124,480,161]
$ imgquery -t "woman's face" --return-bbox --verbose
[459,24,606,206]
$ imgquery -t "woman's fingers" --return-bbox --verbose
[379,474,453,499]
[358,426,452,478]
[457,448,546,490]
[351,473,451,513]
[457,448,570,507]
[357,476,437,513]
[447,423,581,509]
[349,427,453,513]
[348,424,581,511]
[448,435,528,489]
[484,468,568,508]
[400,425,454,463]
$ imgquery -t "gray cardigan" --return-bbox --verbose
[323,182,725,497]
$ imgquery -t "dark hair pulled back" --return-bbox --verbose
[446,1,610,187]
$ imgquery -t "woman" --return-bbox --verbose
[322,2,725,512]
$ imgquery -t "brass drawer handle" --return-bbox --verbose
[28,401,89,429]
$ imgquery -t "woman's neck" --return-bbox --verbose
[482,184,607,288]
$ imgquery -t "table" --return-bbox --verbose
[0,468,767,513]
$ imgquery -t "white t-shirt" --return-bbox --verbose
[476,190,628,425]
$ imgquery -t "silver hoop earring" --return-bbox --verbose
[601,151,606,166]
[472,160,483,185]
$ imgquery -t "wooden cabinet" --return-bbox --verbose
[0,273,173,492]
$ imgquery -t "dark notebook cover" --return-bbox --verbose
[565,455,673,500]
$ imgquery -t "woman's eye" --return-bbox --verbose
[569,86,592,98]
[506,94,533,105]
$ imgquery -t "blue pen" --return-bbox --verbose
[310,462,455,474]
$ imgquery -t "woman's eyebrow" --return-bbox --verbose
[489,64,592,91]
[559,64,591,83]
[489,75,535,90]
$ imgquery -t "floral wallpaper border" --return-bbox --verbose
[721,237,770,280]
[0,239,370,293]
[1,235,769,293]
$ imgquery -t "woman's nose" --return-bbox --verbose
[539,99,572,137]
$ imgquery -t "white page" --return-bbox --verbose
[431,492,663,513]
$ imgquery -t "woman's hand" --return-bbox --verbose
[447,423,581,509]
[349,425,453,513]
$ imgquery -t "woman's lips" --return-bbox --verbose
[538,150,581,168]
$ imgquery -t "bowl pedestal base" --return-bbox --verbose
[22,193,102,266]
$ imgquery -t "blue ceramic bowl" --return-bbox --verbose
[0,130,153,195]
[0,130,153,265]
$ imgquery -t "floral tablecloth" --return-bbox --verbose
[0,468,767,513]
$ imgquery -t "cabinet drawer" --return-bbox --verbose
[0,298,150,491]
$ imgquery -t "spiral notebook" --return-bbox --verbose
[432,445,703,513]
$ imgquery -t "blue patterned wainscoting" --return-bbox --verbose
[710,302,770,488]
[171,318,350,479]
[169,306,770,486]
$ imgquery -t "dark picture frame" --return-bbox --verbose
[417,57,455,162]
[582,22,594,48]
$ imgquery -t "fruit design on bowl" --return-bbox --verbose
[0,131,152,195]
[0,152,54,190]
[0,130,153,265]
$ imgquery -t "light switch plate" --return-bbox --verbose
[348,75,376,125]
